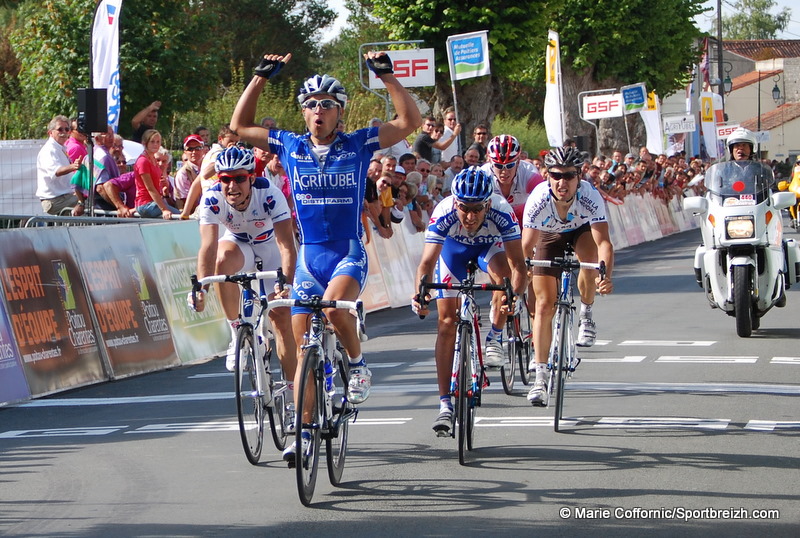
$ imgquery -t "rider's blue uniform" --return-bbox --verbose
[268,127,380,310]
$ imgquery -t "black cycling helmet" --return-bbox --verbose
[452,166,493,203]
[544,146,584,170]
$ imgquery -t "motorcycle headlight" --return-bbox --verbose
[725,216,755,239]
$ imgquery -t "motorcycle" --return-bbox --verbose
[684,160,800,337]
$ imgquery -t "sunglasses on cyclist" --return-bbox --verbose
[302,98,340,110]
[218,173,251,184]
[549,171,579,180]
[493,162,517,170]
[456,202,488,214]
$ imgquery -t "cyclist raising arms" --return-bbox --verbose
[230,51,421,460]
[188,146,297,379]
[412,167,528,435]
[480,134,544,222]
[521,147,614,406]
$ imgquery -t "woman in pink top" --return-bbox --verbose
[134,129,179,219]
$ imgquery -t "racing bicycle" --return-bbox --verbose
[527,245,605,432]
[190,265,291,464]
[500,290,533,393]
[268,295,365,506]
[418,261,513,464]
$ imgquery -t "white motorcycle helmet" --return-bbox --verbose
[726,127,757,159]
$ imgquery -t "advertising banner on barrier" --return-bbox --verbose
[0,228,105,396]
[69,225,179,378]
[140,221,229,363]
[0,292,30,406]
[361,236,391,312]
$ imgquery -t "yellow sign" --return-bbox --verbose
[701,96,713,123]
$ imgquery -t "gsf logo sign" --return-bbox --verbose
[582,94,623,120]
[369,49,436,89]
[716,124,740,140]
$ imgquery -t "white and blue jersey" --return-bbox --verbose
[268,127,381,244]
[425,194,521,293]
[522,180,607,233]
[198,176,290,243]
[198,176,291,272]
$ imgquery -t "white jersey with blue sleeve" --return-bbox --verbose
[425,193,522,246]
[198,176,291,245]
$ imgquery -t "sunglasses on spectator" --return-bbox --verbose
[549,171,578,180]
[456,202,488,214]
[474,131,488,136]
[185,146,203,151]
[218,173,251,184]
[493,162,517,170]
[54,127,70,133]
[302,98,340,110]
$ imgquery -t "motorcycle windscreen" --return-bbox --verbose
[703,161,774,206]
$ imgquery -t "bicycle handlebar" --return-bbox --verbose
[415,274,514,320]
[526,257,606,279]
[189,268,286,309]
[267,297,368,341]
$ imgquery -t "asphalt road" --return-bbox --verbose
[1,229,799,537]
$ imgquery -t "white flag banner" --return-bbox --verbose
[699,92,724,159]
[639,91,664,155]
[92,0,123,132]
[446,30,491,81]
[543,30,565,147]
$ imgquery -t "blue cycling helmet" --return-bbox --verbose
[215,146,255,173]
[297,74,348,108]
[452,166,493,203]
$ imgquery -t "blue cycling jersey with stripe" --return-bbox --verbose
[268,126,381,244]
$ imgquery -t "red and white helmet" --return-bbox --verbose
[487,135,521,164]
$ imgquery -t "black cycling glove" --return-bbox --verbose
[366,54,394,76]
[254,57,284,79]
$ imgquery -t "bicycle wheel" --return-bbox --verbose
[266,349,288,451]
[296,347,322,506]
[500,316,516,394]
[553,307,571,433]
[326,349,350,486]
[235,324,264,465]
[457,323,472,465]
[518,298,533,386]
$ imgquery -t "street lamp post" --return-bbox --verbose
[756,72,783,160]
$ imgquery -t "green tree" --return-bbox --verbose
[714,0,791,40]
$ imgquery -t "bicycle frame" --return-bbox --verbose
[418,262,512,464]
[527,246,604,432]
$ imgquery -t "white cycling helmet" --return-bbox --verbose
[727,127,757,158]
[297,74,348,108]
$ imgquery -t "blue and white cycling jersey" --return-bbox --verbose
[268,127,381,244]
[425,193,521,246]
[198,176,291,244]
[522,180,607,233]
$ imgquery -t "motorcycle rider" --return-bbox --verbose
[727,127,756,162]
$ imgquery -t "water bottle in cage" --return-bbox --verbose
[324,358,335,396]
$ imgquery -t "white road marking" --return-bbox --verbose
[0,426,128,438]
[744,420,800,431]
[620,340,715,346]
[475,416,578,427]
[570,382,800,395]
[580,356,646,363]
[770,357,800,364]
[656,356,758,364]
[352,417,413,425]
[128,422,240,433]
[594,417,730,429]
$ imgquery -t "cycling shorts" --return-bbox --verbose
[433,239,505,299]
[531,223,592,278]
[291,239,368,314]
[219,232,282,274]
